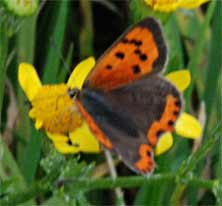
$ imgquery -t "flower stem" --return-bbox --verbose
[104,149,125,206]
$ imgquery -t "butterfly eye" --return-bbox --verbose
[67,88,80,99]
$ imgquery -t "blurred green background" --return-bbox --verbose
[0,0,222,205]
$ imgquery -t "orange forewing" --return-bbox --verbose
[84,18,167,91]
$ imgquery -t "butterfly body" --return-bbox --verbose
[71,17,182,175]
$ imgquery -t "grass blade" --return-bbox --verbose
[42,1,68,83]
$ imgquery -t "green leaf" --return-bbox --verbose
[20,126,42,184]
[79,0,94,58]
[42,1,69,83]
[40,150,66,175]
[184,1,216,109]
[57,43,74,82]
[164,14,184,72]
[16,14,39,184]
[0,21,8,126]
[204,1,222,124]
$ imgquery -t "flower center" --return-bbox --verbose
[30,84,83,133]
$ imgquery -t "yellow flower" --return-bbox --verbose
[18,58,202,156]
[18,58,100,153]
[144,0,209,12]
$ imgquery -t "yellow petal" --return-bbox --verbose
[179,0,209,9]
[155,132,173,156]
[53,142,80,154]
[46,132,69,142]
[144,0,209,12]
[175,112,202,139]
[165,70,191,92]
[18,63,42,101]
[35,119,43,130]
[28,108,35,118]
[47,132,80,153]
[67,57,95,89]
[69,121,100,153]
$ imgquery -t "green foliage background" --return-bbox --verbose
[0,0,222,205]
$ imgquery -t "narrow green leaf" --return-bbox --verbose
[42,1,68,83]
[20,126,42,184]
[208,2,222,205]
[184,1,216,109]
[79,0,94,58]
[57,43,74,82]
[204,1,222,123]
[0,21,8,126]
[164,15,184,72]
[16,15,40,184]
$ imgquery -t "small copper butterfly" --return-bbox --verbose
[69,17,182,175]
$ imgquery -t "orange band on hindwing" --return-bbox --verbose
[76,101,113,149]
[147,95,181,146]
[134,144,154,173]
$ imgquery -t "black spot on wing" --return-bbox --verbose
[175,100,181,107]
[140,54,147,61]
[121,38,129,43]
[115,52,125,59]
[156,130,164,137]
[134,49,141,54]
[106,64,112,70]
[132,65,141,74]
[168,120,174,126]
[173,111,179,116]
[121,38,142,47]
[137,17,167,72]
[146,150,152,157]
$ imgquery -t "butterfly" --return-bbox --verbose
[68,17,182,175]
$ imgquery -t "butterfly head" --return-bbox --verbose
[67,87,80,100]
